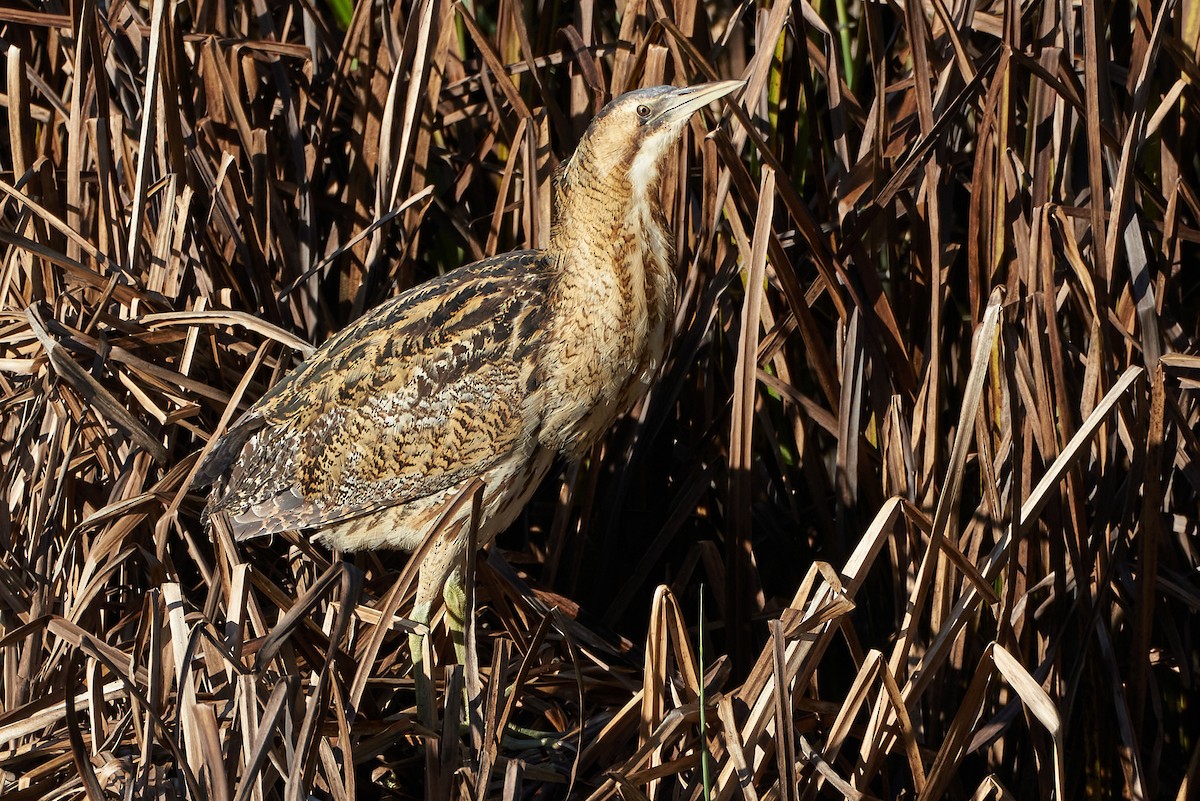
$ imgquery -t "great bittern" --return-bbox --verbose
[198,80,742,705]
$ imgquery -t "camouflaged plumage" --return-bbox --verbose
[198,252,553,545]
[197,81,741,634]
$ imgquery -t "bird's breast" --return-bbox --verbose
[537,220,676,457]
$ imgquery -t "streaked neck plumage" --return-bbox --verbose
[537,129,679,456]
[548,133,676,313]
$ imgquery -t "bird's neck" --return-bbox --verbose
[547,150,675,311]
[535,146,678,457]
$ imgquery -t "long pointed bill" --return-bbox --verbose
[651,80,745,127]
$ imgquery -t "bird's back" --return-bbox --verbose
[199,251,555,543]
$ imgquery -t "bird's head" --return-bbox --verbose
[561,80,744,199]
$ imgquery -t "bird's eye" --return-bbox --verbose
[636,104,652,119]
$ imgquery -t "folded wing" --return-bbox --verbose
[198,252,552,539]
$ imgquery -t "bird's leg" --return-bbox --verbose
[442,565,468,666]
[444,563,487,735]
[430,552,565,748]
[409,574,441,728]
[409,544,467,728]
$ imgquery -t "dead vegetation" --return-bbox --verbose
[0,0,1197,798]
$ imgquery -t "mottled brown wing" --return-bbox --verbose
[199,251,553,539]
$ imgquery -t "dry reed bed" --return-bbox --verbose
[0,0,1197,798]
